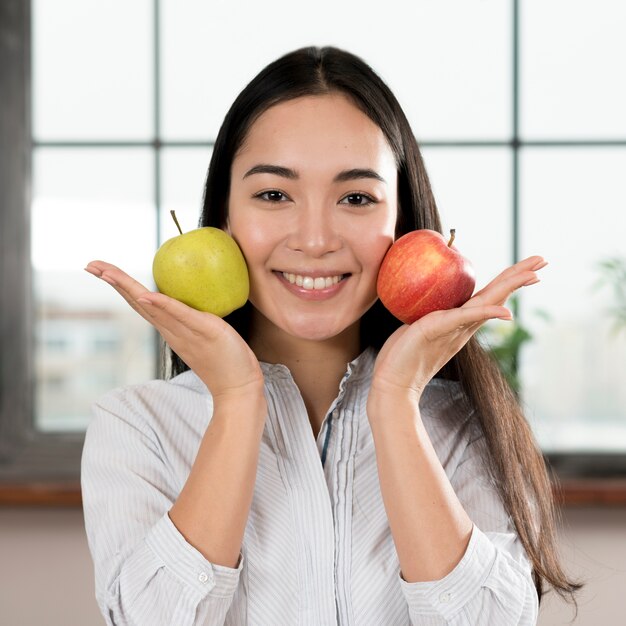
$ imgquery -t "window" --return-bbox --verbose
[2,0,625,499]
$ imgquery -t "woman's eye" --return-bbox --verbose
[255,190,288,203]
[340,193,376,206]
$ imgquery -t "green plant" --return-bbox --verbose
[479,295,550,394]
[594,256,626,335]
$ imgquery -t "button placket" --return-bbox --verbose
[333,408,358,625]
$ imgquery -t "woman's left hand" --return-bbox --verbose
[369,255,548,405]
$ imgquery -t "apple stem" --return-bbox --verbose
[447,229,456,247]
[170,210,183,235]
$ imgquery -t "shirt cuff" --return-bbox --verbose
[398,524,496,621]
[144,512,244,599]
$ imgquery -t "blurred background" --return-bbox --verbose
[1,0,625,624]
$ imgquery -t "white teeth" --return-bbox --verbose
[281,272,345,290]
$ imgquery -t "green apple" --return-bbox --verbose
[152,211,249,317]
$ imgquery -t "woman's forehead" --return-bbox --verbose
[233,94,396,177]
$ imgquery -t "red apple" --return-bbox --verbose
[377,229,475,324]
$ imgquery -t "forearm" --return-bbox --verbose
[368,393,473,583]
[169,392,267,569]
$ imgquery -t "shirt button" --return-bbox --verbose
[198,572,209,583]
[439,591,452,603]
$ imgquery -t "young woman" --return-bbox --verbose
[83,46,580,625]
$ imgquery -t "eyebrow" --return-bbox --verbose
[335,168,386,184]
[242,164,386,184]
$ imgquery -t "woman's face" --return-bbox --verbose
[227,93,398,344]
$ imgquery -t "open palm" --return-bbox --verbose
[370,255,547,400]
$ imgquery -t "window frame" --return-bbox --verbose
[1,0,625,504]
[0,0,84,488]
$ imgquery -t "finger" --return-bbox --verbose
[85,260,127,277]
[418,304,512,342]
[453,304,513,327]
[136,292,224,342]
[486,256,547,286]
[473,256,547,297]
[464,307,514,337]
[86,261,151,296]
[85,261,156,321]
[468,266,542,308]
[86,261,227,345]
[495,256,547,281]
[515,255,547,271]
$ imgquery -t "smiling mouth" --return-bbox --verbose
[276,271,350,291]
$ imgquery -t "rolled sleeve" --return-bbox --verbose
[398,405,539,625]
[399,524,490,620]
[145,512,243,600]
[399,524,537,624]
[82,390,244,625]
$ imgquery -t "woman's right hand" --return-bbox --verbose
[85,261,265,403]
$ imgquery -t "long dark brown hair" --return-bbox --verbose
[167,46,582,605]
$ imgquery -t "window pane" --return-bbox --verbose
[160,147,213,244]
[32,0,153,140]
[521,0,626,139]
[519,148,626,452]
[32,148,157,432]
[423,147,519,390]
[161,0,511,141]
[421,147,513,290]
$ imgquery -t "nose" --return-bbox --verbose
[286,202,342,258]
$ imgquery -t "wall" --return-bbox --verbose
[0,508,101,625]
[534,507,626,625]
[1,507,624,625]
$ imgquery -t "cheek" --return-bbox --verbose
[227,207,275,264]
[365,235,394,273]
[355,213,396,270]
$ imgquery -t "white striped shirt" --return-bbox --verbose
[81,346,538,625]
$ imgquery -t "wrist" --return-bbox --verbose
[367,385,422,428]
[368,379,423,408]
[212,388,267,428]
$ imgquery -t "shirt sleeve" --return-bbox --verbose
[81,391,243,626]
[398,430,539,626]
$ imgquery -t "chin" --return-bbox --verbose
[249,290,374,344]
[281,317,351,342]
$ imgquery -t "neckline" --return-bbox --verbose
[259,345,376,383]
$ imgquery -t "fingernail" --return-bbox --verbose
[524,278,540,286]
[84,266,102,277]
[100,274,117,286]
[137,298,153,306]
